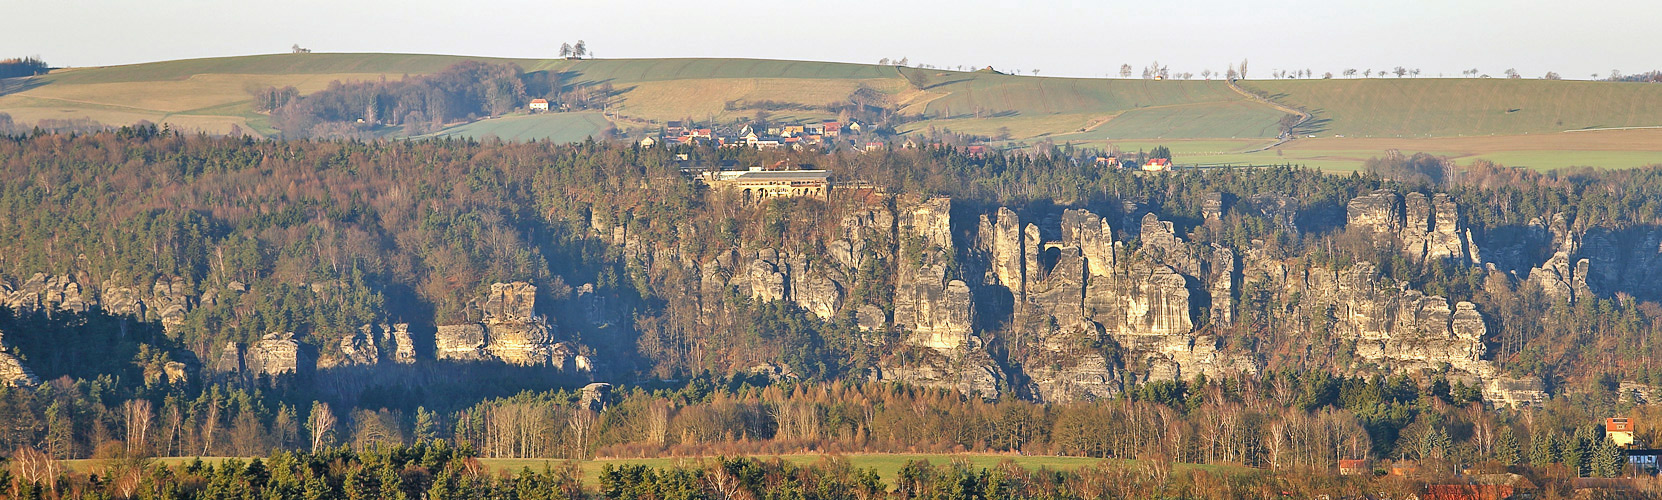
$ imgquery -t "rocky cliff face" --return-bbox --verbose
[246,332,305,376]
[1297,262,1488,372]
[435,282,591,372]
[0,331,41,387]
[872,197,1003,398]
[0,182,1586,408]
[894,197,978,351]
[215,332,310,378]
[1347,190,1478,264]
[723,249,845,320]
[1575,225,1662,302]
[966,205,1252,401]
[325,323,416,367]
[1,273,92,315]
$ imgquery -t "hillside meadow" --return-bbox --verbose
[2,53,1660,169]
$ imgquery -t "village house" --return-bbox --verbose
[823,122,842,136]
[1609,417,1636,447]
[1141,157,1172,171]
[1628,448,1662,474]
[1337,459,1369,476]
[700,165,830,201]
[528,98,549,111]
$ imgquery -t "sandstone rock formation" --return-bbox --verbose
[904,197,955,252]
[855,304,887,332]
[1201,192,1227,222]
[245,332,305,376]
[1483,376,1548,408]
[981,207,1026,297]
[1297,262,1488,372]
[0,273,92,315]
[1208,245,1235,327]
[435,282,590,371]
[723,249,845,320]
[893,262,976,350]
[328,323,416,367]
[1138,213,1201,277]
[1578,226,1662,301]
[1059,209,1115,277]
[435,324,488,360]
[0,351,39,387]
[0,331,40,387]
[1024,354,1121,403]
[1347,190,1478,264]
[1237,194,1301,234]
[151,277,193,329]
[829,205,894,271]
[482,282,538,323]
[969,207,1253,399]
[872,349,1003,399]
[1525,215,1589,302]
[579,382,613,412]
[215,342,245,373]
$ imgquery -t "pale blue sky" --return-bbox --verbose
[6,0,1657,79]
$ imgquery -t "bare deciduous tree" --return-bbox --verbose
[123,399,153,455]
[568,409,597,459]
[12,446,60,490]
[309,401,337,452]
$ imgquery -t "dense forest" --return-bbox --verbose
[2,128,1662,496]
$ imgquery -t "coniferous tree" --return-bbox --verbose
[1595,440,1624,478]
[1495,426,1521,466]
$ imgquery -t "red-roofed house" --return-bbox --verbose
[528,98,549,111]
[1141,158,1172,171]
[1609,417,1636,446]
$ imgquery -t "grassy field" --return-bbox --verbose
[1060,101,1286,140]
[1156,130,1662,172]
[431,112,613,143]
[4,53,1662,167]
[892,67,1287,140]
[1250,78,1662,137]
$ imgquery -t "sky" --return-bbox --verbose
[6,0,1658,80]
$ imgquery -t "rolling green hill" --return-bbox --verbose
[2,52,1661,169]
[1246,78,1662,137]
